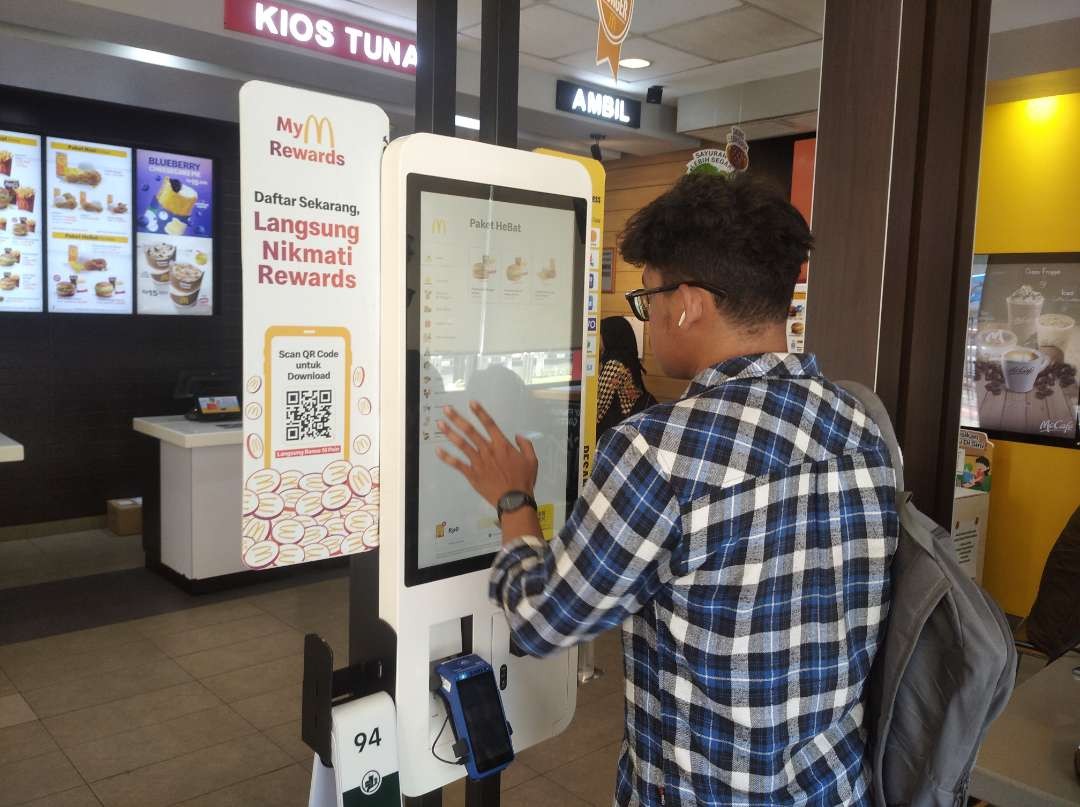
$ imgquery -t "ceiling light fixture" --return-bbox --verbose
[455,115,481,131]
[619,57,651,69]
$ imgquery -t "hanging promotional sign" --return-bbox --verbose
[535,148,604,488]
[595,0,634,80]
[686,127,750,176]
[239,81,387,570]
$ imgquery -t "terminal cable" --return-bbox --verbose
[431,714,465,766]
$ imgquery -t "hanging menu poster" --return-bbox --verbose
[135,150,213,315]
[45,137,133,313]
[0,130,43,312]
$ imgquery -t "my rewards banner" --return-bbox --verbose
[239,81,387,570]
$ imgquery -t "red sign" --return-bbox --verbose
[224,0,417,75]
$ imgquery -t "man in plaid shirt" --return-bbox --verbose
[437,173,899,805]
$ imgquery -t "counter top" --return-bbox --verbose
[0,432,24,462]
[133,416,244,449]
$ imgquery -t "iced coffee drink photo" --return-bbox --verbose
[1006,285,1044,345]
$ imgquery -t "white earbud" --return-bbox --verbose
[677,311,686,328]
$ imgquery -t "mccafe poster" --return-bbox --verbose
[239,81,387,569]
[966,254,1079,442]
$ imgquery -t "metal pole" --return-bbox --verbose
[479,0,520,147]
[465,772,501,807]
[415,0,458,136]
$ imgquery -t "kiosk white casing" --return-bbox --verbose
[379,134,591,796]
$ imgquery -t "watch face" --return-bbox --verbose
[499,491,527,511]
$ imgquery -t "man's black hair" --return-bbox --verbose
[975,456,990,468]
[618,171,813,326]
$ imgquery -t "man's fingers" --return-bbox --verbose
[469,401,511,446]
[435,447,472,477]
[439,422,480,461]
[441,406,489,451]
[515,434,538,465]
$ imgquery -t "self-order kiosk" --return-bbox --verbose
[379,134,593,796]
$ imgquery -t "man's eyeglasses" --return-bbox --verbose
[624,282,726,322]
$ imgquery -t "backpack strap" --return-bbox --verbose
[836,380,906,492]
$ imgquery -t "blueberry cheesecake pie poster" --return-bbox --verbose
[135,149,214,316]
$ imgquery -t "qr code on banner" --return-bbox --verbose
[285,389,333,441]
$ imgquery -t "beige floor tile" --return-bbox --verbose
[130,601,266,639]
[90,734,292,807]
[173,629,305,680]
[0,623,145,671]
[0,692,36,729]
[23,658,191,719]
[66,704,256,782]
[0,539,47,573]
[16,785,102,806]
[262,721,312,765]
[575,659,626,704]
[229,684,302,731]
[173,762,311,807]
[4,638,168,693]
[0,667,15,697]
[441,758,541,807]
[516,691,625,774]
[0,750,84,807]
[548,740,622,807]
[44,681,220,749]
[501,775,590,807]
[201,654,304,704]
[0,720,58,766]
[149,614,294,659]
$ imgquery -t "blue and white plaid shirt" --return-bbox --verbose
[490,353,898,806]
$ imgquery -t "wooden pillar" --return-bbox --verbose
[807,0,991,524]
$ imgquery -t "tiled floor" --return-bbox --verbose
[0,576,626,807]
[0,531,144,592]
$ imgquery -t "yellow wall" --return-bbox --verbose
[974,92,1080,615]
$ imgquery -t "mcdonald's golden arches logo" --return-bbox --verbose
[301,114,335,147]
[431,218,448,235]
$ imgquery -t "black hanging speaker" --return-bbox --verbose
[646,85,664,104]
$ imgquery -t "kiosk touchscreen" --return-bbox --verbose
[380,135,591,795]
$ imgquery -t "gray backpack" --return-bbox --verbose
[839,382,1017,807]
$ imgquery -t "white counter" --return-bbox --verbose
[134,415,245,583]
[0,432,24,463]
[133,415,244,449]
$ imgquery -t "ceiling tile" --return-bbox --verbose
[614,40,822,98]
[548,0,741,34]
[456,0,540,30]
[462,5,597,59]
[651,5,820,62]
[743,0,825,34]
[558,36,711,83]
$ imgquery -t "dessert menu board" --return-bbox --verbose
[45,137,133,314]
[0,130,43,312]
[135,150,213,315]
[966,255,1079,442]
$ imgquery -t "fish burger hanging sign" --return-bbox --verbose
[596,0,634,80]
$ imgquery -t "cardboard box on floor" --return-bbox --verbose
[107,497,142,536]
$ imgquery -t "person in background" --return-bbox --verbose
[597,316,656,435]
[436,172,898,805]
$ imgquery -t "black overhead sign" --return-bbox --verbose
[555,80,641,129]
